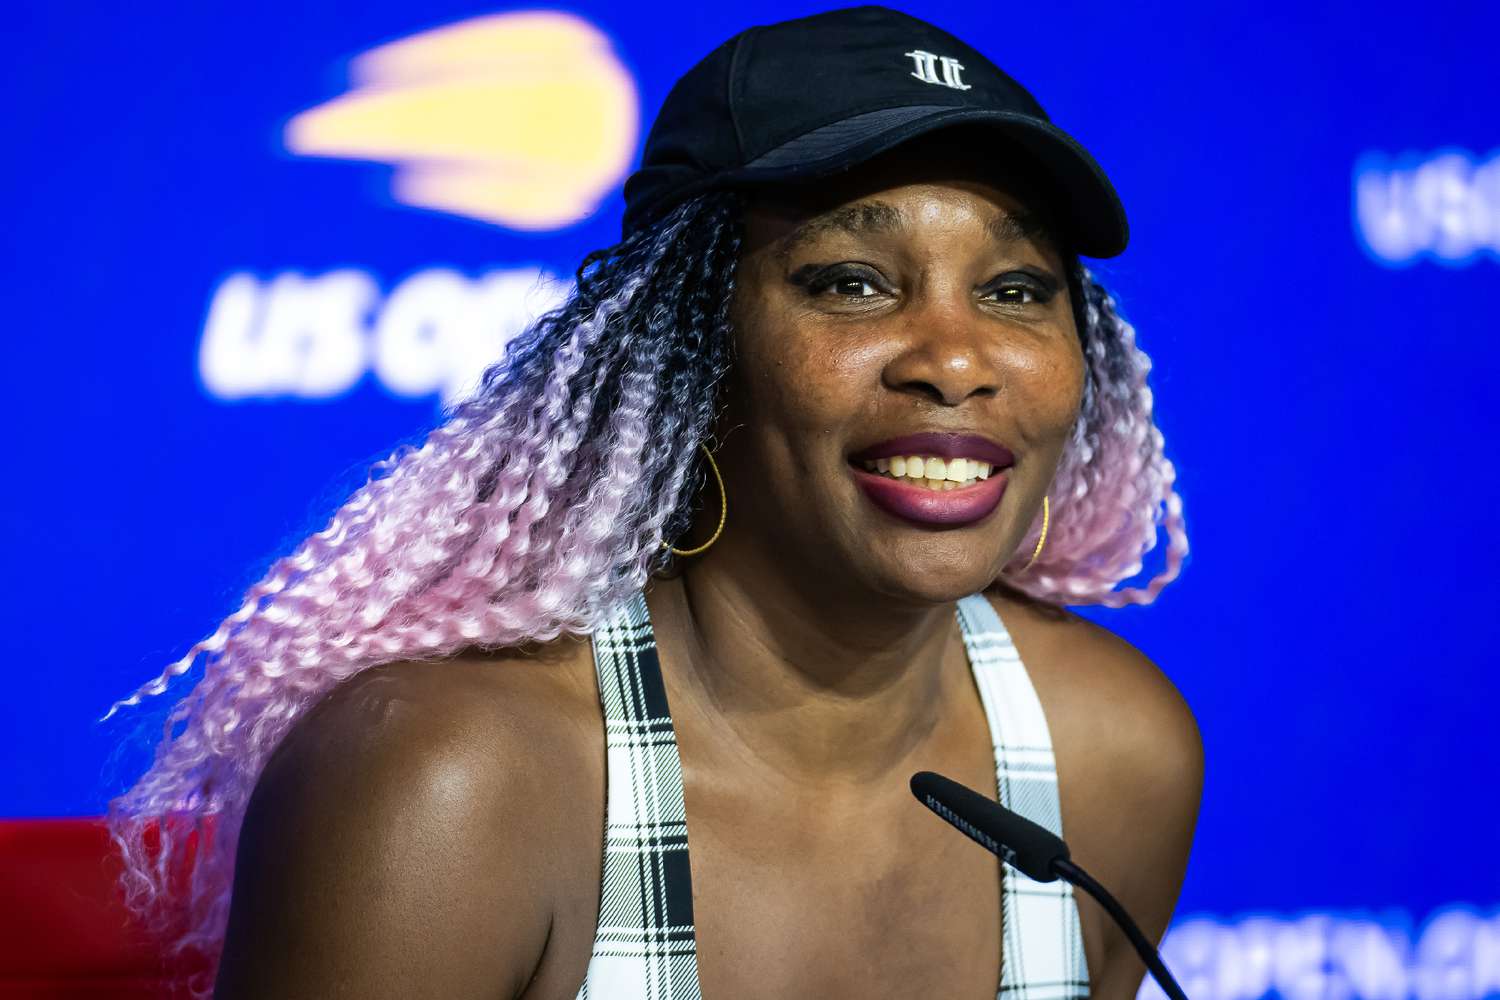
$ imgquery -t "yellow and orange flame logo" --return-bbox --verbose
[285,10,638,230]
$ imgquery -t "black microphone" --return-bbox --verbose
[910,770,1189,1000]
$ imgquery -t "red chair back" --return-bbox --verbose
[0,818,213,999]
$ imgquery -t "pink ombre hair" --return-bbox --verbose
[1025,268,1190,606]
[103,190,1186,988]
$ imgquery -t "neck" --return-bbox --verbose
[645,534,970,788]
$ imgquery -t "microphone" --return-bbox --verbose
[910,771,1189,1000]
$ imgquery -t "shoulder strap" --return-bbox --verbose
[577,591,703,1000]
[955,593,1091,1000]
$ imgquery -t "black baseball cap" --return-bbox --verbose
[620,5,1128,258]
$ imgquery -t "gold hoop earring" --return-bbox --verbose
[662,442,727,557]
[1020,495,1050,571]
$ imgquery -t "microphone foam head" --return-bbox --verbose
[910,771,1069,883]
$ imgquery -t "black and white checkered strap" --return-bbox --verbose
[956,592,1091,998]
[575,590,702,998]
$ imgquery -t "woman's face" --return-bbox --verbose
[712,133,1086,606]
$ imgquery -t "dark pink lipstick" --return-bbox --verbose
[849,464,1008,527]
[846,432,1015,529]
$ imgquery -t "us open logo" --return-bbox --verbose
[197,11,631,410]
[904,49,972,91]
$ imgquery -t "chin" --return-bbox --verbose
[858,554,1002,607]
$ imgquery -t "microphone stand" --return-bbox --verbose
[1052,858,1188,1000]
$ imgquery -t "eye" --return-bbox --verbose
[990,285,1037,305]
[828,277,880,298]
[796,264,889,300]
[981,271,1057,307]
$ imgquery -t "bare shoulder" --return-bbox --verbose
[249,633,603,855]
[983,583,1202,792]
[259,632,603,789]
[983,584,1202,994]
[217,636,603,1000]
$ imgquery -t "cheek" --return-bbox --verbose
[727,304,878,438]
[995,336,1088,451]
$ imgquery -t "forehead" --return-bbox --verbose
[740,128,1068,260]
[768,196,1055,262]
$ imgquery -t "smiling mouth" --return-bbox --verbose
[851,455,997,491]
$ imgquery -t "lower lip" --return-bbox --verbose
[849,464,1008,528]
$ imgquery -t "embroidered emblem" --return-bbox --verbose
[904,49,972,91]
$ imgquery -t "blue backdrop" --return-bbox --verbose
[4,2,1496,995]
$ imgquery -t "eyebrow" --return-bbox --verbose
[774,199,1057,261]
[775,201,903,261]
[985,210,1053,248]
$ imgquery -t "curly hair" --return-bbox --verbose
[102,187,1186,987]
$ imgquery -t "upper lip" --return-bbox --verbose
[848,432,1015,468]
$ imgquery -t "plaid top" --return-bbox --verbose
[574,590,1089,999]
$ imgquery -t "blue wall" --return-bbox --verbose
[4,2,1496,995]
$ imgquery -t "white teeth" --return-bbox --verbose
[856,453,1001,490]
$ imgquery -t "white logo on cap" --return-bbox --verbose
[904,49,971,91]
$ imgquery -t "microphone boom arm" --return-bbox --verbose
[1052,857,1187,1000]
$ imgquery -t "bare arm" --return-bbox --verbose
[214,660,573,999]
[1076,639,1203,998]
[991,590,1204,999]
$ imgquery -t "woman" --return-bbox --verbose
[108,7,1197,998]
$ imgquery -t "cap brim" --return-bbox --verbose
[727,105,1128,258]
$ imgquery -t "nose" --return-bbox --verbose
[881,294,1003,407]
